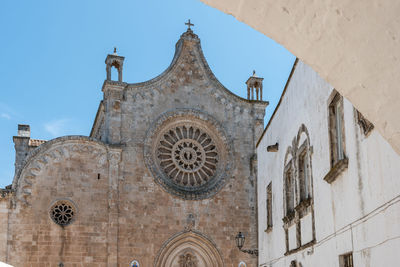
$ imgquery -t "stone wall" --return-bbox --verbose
[3,29,268,267]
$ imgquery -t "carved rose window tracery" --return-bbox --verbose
[144,110,233,200]
[50,200,76,226]
[157,125,218,187]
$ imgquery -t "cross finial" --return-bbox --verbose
[185,19,194,30]
[113,47,117,54]
[253,70,256,76]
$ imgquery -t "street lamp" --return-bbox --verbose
[235,232,258,256]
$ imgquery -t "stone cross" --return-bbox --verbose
[185,19,194,30]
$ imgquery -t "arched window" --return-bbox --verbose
[283,149,295,217]
[297,128,312,202]
[283,125,315,254]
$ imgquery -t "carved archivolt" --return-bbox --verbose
[154,231,224,267]
[15,137,112,206]
[144,109,233,200]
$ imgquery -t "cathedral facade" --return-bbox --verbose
[0,28,267,266]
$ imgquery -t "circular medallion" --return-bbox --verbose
[144,110,232,200]
[49,199,76,226]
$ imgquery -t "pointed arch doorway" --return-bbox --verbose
[154,231,224,267]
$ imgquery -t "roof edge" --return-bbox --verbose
[90,101,105,137]
[256,58,299,148]
[122,30,268,107]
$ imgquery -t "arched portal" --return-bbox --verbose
[154,231,224,267]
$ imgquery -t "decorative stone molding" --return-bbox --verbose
[144,109,233,200]
[154,230,224,267]
[13,136,111,206]
[323,157,349,184]
[356,109,374,136]
[49,199,77,227]
[282,124,316,254]
[122,28,268,112]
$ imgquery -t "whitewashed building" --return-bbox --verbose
[257,59,400,267]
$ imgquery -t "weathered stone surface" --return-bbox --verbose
[1,29,268,267]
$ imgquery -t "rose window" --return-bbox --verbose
[50,200,76,226]
[144,110,232,200]
[157,126,218,187]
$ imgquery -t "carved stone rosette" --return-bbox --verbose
[144,109,232,200]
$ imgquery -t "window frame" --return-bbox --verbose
[297,142,311,202]
[284,161,295,217]
[324,90,349,184]
[328,92,346,167]
[339,252,354,267]
[266,182,273,231]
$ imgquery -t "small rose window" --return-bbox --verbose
[50,200,76,226]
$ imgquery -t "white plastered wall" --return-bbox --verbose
[257,61,400,267]
[201,0,400,156]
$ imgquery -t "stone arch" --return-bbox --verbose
[283,146,293,166]
[154,231,224,267]
[14,136,110,206]
[296,124,311,150]
[200,0,400,156]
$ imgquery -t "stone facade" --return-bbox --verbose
[0,28,268,267]
[257,60,400,266]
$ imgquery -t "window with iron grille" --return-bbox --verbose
[340,252,354,267]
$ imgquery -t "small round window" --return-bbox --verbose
[50,200,76,226]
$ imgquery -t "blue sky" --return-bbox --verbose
[0,0,295,187]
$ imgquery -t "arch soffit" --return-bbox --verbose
[154,230,224,267]
[14,136,114,206]
[200,0,400,157]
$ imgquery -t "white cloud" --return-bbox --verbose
[0,113,11,120]
[0,102,20,120]
[44,119,71,137]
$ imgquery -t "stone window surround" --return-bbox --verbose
[339,252,354,267]
[265,182,273,232]
[283,160,295,219]
[282,142,313,226]
[49,198,78,227]
[143,109,233,200]
[282,125,316,255]
[324,90,348,184]
[297,142,312,202]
